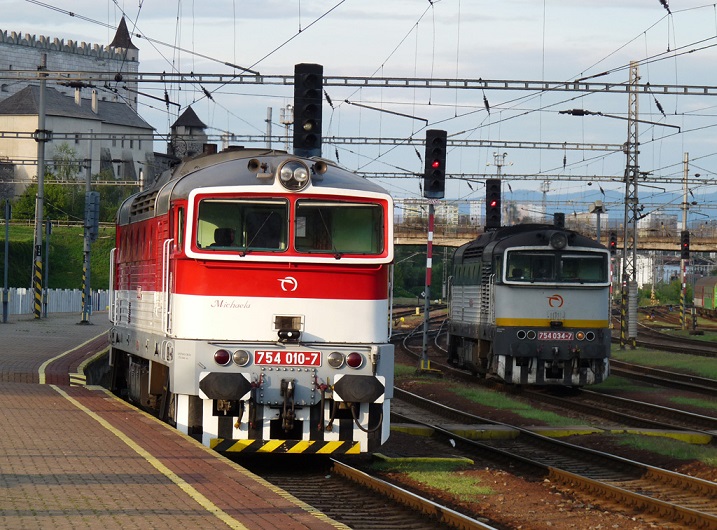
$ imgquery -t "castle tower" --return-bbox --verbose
[170,106,208,159]
[108,17,139,110]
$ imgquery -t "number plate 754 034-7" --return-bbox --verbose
[537,331,574,341]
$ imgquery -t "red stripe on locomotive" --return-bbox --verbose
[173,260,389,300]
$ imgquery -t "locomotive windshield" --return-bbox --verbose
[193,197,384,256]
[196,199,288,251]
[506,250,608,283]
[295,200,384,255]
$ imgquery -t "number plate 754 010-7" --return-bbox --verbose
[254,350,321,366]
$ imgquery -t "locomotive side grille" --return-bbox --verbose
[480,271,494,325]
[129,190,159,218]
[462,247,483,261]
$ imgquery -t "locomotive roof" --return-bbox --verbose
[118,147,390,224]
[454,223,607,263]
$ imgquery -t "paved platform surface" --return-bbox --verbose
[0,313,345,529]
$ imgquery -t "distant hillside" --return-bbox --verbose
[0,224,114,289]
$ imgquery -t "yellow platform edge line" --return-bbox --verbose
[51,385,250,530]
[96,392,349,529]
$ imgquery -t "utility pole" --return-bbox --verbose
[620,61,640,349]
[540,181,550,223]
[681,153,690,331]
[265,107,272,149]
[2,200,9,323]
[33,54,49,319]
[280,105,293,151]
[80,130,94,324]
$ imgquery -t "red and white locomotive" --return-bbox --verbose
[109,146,394,454]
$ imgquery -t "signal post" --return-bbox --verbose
[680,230,690,330]
[420,130,446,374]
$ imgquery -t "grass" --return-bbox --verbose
[591,375,658,394]
[611,347,717,379]
[669,396,717,414]
[1,223,114,289]
[396,361,579,425]
[372,460,493,499]
[616,434,717,464]
[662,328,717,343]
[448,385,579,425]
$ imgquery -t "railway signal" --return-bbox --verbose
[423,129,447,199]
[608,232,617,254]
[485,178,501,230]
[680,230,690,259]
[293,63,323,158]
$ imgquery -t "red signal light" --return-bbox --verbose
[489,200,498,207]
[431,159,441,169]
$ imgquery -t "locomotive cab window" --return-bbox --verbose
[506,250,608,284]
[195,198,288,252]
[559,253,607,283]
[294,200,384,255]
[505,252,554,281]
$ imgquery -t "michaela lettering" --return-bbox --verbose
[211,299,251,309]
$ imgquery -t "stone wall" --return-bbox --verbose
[0,29,139,109]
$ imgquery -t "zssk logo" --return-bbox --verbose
[278,276,298,292]
[547,294,564,308]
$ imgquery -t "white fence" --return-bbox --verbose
[3,288,109,315]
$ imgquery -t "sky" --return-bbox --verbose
[2,0,717,222]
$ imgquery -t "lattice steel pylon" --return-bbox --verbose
[620,62,640,349]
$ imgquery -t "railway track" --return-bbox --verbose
[629,324,717,358]
[404,317,717,435]
[393,389,717,529]
[611,359,717,394]
[526,386,717,434]
[237,455,496,530]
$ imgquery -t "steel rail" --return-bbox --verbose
[393,388,717,528]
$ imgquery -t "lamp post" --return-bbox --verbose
[589,200,606,244]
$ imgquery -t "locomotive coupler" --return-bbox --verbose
[280,379,296,432]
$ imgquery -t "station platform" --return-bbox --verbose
[0,313,345,529]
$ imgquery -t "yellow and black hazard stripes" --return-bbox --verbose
[69,373,87,387]
[210,438,361,454]
[33,258,42,318]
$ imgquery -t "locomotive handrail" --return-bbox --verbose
[108,248,116,324]
[162,239,174,335]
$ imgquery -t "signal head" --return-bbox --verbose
[423,129,447,199]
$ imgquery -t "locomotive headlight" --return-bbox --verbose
[549,232,568,249]
[233,349,251,367]
[277,160,311,191]
[327,351,345,368]
[294,166,309,182]
[576,331,586,340]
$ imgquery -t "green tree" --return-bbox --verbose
[52,143,82,181]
